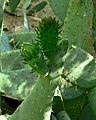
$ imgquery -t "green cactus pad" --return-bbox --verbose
[48,0,69,22]
[62,46,96,88]
[9,75,60,120]
[62,0,93,53]
[0,69,38,100]
[89,87,96,117]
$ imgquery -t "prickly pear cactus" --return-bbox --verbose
[48,0,69,22]
[62,46,96,88]
[89,87,96,117]
[0,0,4,37]
[9,17,67,120]
[62,0,93,53]
[9,75,60,120]
[93,0,96,52]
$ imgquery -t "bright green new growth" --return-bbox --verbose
[21,16,63,75]
[21,43,39,67]
[35,16,62,61]
[22,42,47,75]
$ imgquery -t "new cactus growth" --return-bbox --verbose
[35,16,62,61]
[9,16,67,120]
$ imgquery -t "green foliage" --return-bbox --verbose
[0,0,96,120]
[0,0,4,38]
[60,80,84,99]
[62,0,93,53]
[9,16,67,120]
[0,50,38,99]
[22,43,39,62]
[89,87,96,117]
[1,31,12,51]
[1,50,24,71]
[64,94,87,120]
[27,1,47,15]
[56,111,71,120]
[79,104,96,120]
[22,0,31,10]
[36,16,62,61]
[21,42,48,74]
[62,47,96,88]
[23,0,31,32]
[9,75,59,120]
[8,0,21,12]
[8,32,37,48]
[93,3,96,52]
[0,69,37,99]
[52,96,64,115]
[48,0,70,22]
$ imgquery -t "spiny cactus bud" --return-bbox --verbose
[21,43,39,63]
[35,16,62,61]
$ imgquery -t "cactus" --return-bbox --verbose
[93,0,96,52]
[9,75,60,120]
[8,0,21,12]
[62,46,96,88]
[35,16,62,61]
[8,32,37,48]
[0,0,96,119]
[9,16,67,120]
[1,50,27,71]
[89,87,96,117]
[0,0,4,34]
[48,0,69,22]
[62,0,93,53]
[56,111,71,120]
[0,68,37,99]
[79,104,96,120]
[27,1,47,15]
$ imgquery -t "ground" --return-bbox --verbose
[3,0,54,34]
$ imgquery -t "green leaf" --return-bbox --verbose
[8,0,21,12]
